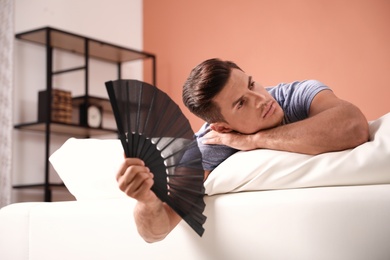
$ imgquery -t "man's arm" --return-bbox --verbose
[203,90,369,154]
[117,158,181,243]
[133,197,181,243]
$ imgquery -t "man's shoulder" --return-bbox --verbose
[266,79,330,96]
[267,80,331,123]
[195,123,239,171]
[195,122,210,138]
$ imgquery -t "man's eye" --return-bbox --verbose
[237,100,244,109]
[249,81,255,90]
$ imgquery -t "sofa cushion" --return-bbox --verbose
[49,138,126,200]
[204,112,390,195]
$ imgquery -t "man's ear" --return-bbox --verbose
[210,122,233,133]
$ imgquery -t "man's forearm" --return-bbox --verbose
[133,199,179,243]
[253,102,369,154]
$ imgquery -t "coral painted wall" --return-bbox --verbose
[144,0,390,131]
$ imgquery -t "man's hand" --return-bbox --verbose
[202,130,257,151]
[116,158,157,203]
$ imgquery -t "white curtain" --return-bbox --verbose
[0,0,14,208]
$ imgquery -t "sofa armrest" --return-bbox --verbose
[0,202,44,259]
[0,199,142,259]
[0,198,202,260]
[2,185,390,260]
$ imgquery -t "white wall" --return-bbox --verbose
[13,0,144,202]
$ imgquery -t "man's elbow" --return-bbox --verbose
[139,229,169,243]
[143,235,167,244]
[349,119,370,148]
[356,124,370,145]
[315,119,369,155]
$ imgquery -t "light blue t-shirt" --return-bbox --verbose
[195,79,330,171]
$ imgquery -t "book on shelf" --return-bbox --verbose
[38,89,72,124]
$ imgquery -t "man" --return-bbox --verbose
[116,58,369,242]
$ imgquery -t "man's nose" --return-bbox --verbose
[252,93,265,109]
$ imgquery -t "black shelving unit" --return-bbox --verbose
[14,27,156,201]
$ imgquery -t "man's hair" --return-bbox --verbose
[182,58,242,123]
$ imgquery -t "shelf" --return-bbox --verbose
[15,27,155,63]
[14,122,117,137]
[14,27,155,202]
[13,183,66,190]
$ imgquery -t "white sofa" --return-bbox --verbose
[1,184,390,260]
[1,112,390,260]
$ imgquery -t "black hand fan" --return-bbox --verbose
[105,79,206,237]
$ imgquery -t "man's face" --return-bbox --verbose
[212,69,284,134]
